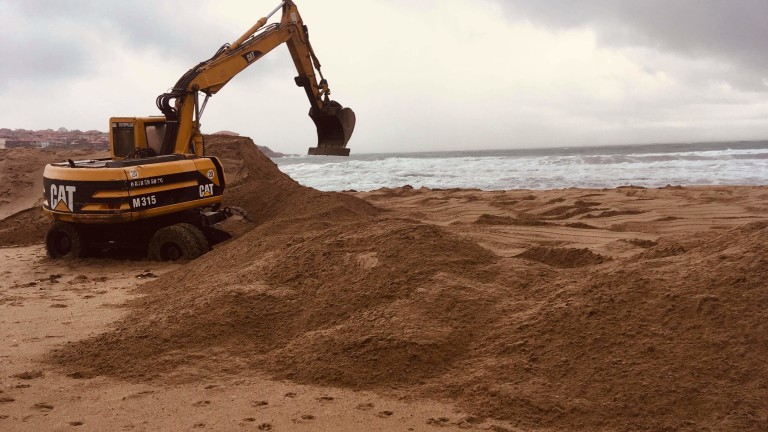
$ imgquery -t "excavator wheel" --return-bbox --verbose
[176,223,210,253]
[148,224,203,261]
[45,221,89,259]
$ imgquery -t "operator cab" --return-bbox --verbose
[109,117,170,159]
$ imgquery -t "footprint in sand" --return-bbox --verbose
[316,396,334,402]
[300,414,315,421]
[13,371,43,380]
[69,275,89,284]
[257,423,273,431]
[122,390,154,401]
[251,400,269,407]
[68,421,84,426]
[192,400,211,407]
[33,403,54,412]
[0,397,15,403]
[426,417,450,426]
[192,422,206,428]
[376,410,394,418]
[284,392,297,398]
[355,402,374,410]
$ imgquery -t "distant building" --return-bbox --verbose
[8,140,40,148]
[0,138,5,149]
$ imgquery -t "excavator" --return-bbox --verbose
[42,0,355,260]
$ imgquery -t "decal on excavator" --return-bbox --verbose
[132,195,157,208]
[242,50,264,63]
[130,177,165,188]
[199,184,215,197]
[50,184,76,212]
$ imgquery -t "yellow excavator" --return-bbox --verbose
[42,0,355,260]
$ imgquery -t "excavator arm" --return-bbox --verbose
[155,0,355,156]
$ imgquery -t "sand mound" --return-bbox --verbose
[45,142,768,431]
[474,214,551,226]
[49,217,497,380]
[0,207,50,247]
[0,148,108,246]
[517,246,609,268]
[442,222,768,430]
[205,135,378,226]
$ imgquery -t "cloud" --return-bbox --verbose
[0,0,766,153]
[0,0,257,87]
[495,0,768,91]
[0,2,90,85]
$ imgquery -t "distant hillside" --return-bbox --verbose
[0,128,287,158]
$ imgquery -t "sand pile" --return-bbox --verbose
[429,222,768,430]
[0,148,108,246]
[205,135,378,226]
[46,139,768,431]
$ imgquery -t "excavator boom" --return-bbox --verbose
[156,0,355,156]
[41,0,355,262]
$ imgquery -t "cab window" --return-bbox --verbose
[145,123,166,155]
[112,125,135,157]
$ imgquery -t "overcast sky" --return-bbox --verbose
[1,0,766,154]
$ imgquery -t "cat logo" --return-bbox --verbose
[242,50,263,64]
[50,184,76,212]
[199,183,215,197]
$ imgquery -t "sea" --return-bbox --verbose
[274,141,768,192]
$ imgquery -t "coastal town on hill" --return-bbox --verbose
[0,127,109,150]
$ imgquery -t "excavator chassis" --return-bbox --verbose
[45,208,232,260]
[43,155,232,260]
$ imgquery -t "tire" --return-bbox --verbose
[45,221,88,259]
[147,224,203,261]
[176,223,209,254]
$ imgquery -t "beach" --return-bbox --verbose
[1,138,767,431]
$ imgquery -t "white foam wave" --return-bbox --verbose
[276,148,768,191]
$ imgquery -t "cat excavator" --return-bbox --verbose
[42,0,355,260]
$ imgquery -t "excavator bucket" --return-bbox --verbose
[308,102,356,156]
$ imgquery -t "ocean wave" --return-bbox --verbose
[275,145,768,191]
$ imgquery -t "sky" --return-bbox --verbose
[1,0,766,154]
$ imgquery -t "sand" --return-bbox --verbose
[1,140,767,431]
